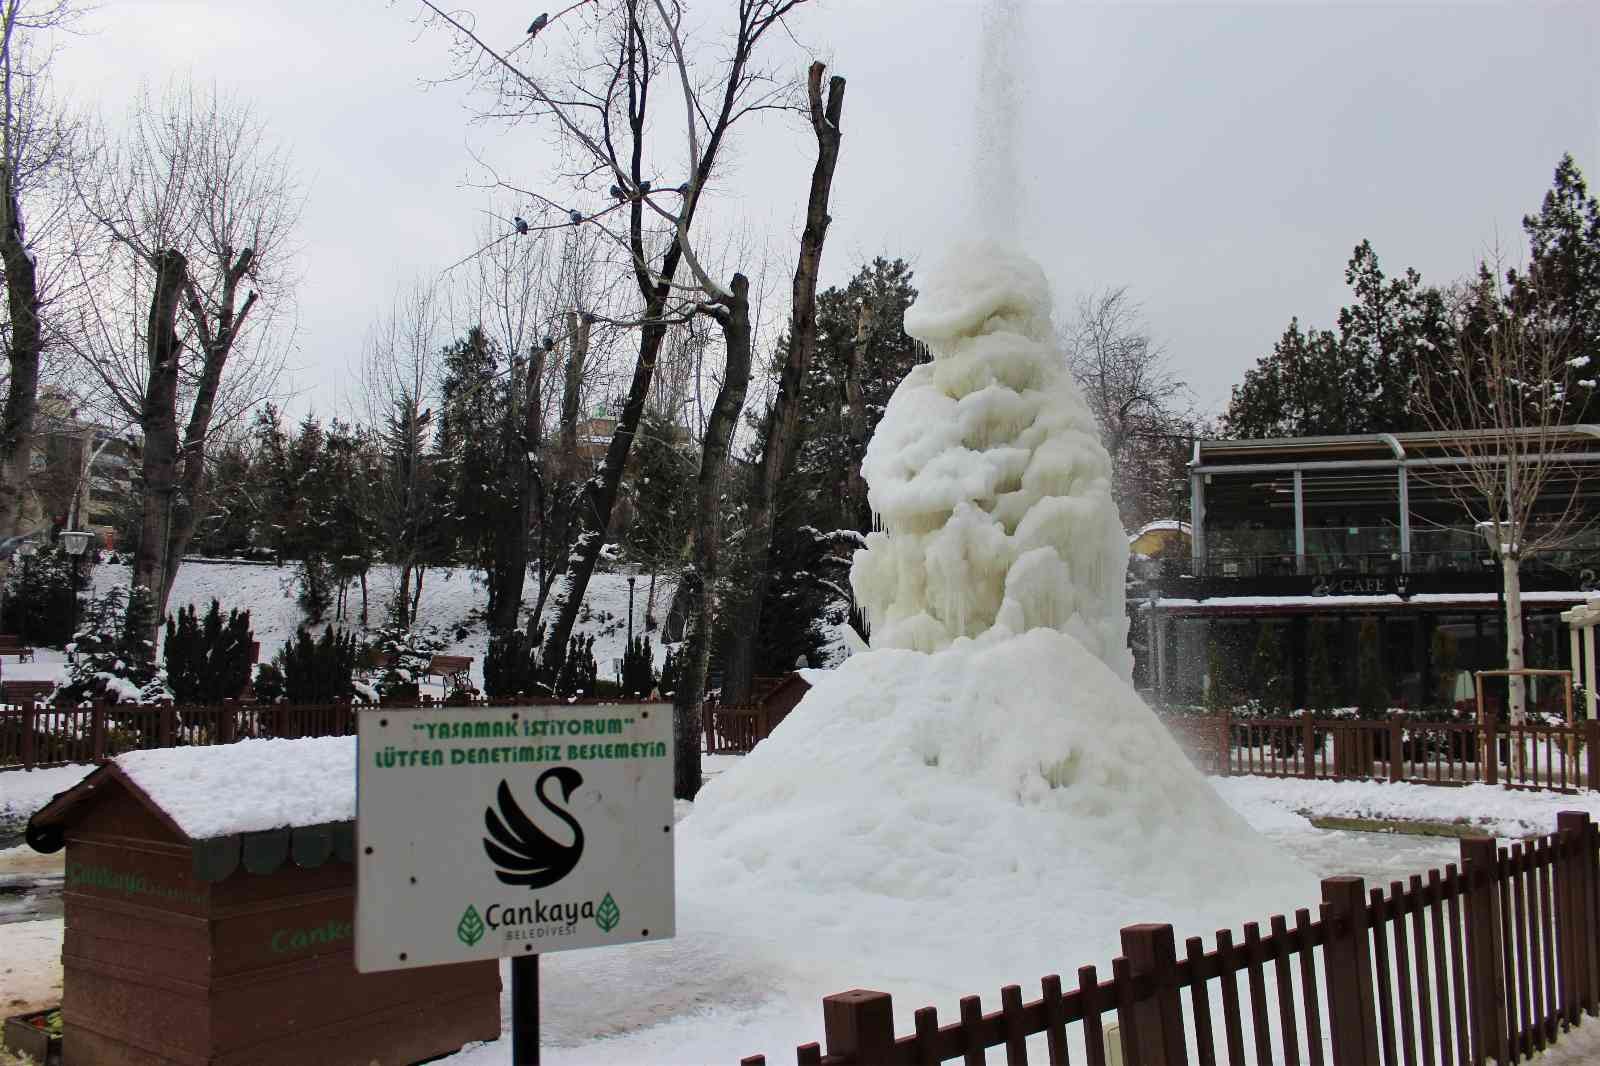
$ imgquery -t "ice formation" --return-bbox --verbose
[674,244,1315,1026]
[850,243,1132,676]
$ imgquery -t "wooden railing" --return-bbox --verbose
[741,812,1600,1065]
[1164,713,1600,793]
[0,695,672,770]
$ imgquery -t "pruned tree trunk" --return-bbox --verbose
[0,159,41,544]
[719,64,845,705]
[132,249,189,624]
[156,256,259,619]
[844,300,871,527]
[1503,552,1527,724]
[673,274,753,800]
[489,348,545,634]
[559,310,588,476]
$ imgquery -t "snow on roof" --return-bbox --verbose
[1132,520,1192,538]
[1155,590,1589,610]
[113,736,356,841]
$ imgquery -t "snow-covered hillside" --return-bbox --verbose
[88,560,682,690]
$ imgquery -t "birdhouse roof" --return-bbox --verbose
[27,736,358,882]
[29,736,356,843]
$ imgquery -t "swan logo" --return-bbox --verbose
[483,768,586,888]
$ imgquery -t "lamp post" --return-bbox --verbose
[626,575,636,646]
[59,529,93,651]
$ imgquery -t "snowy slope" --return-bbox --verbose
[88,561,681,689]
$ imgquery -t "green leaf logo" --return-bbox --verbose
[457,904,486,947]
[595,892,620,933]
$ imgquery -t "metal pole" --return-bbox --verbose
[512,953,540,1065]
[627,577,636,646]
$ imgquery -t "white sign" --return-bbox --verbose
[355,703,674,973]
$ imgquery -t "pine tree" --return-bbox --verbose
[1250,621,1291,712]
[1356,618,1388,719]
[1306,619,1340,713]
[165,600,255,704]
[275,625,359,704]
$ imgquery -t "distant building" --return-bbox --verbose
[21,390,140,547]
[575,405,617,462]
[1143,429,1600,712]
[1129,519,1191,559]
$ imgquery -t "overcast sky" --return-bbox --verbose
[54,1,1600,420]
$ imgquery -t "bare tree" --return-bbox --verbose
[412,0,812,688]
[1414,265,1592,726]
[74,83,299,624]
[0,0,83,547]
[719,60,844,705]
[362,277,444,630]
[1063,287,1191,529]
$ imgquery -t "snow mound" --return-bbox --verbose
[680,245,1313,1018]
[683,631,1315,987]
[851,242,1131,676]
[115,736,355,840]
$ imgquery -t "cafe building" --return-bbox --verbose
[1143,428,1600,712]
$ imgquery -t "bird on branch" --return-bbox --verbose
[527,12,548,35]
[513,216,530,235]
[568,209,583,225]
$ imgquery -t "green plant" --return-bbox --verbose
[164,600,255,704]
[274,625,359,704]
[484,620,546,698]
[1250,621,1291,712]
[657,646,678,696]
[621,634,656,698]
[1356,617,1388,719]
[62,585,168,704]
[1306,618,1339,713]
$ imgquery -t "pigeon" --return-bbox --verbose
[676,182,691,195]
[527,12,548,35]
[542,336,555,351]
[513,216,530,235]
[568,209,583,225]
[638,180,651,194]
[609,184,626,200]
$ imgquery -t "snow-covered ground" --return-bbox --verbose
[86,560,690,692]
[3,769,1592,1063]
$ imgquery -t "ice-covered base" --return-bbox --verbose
[668,630,1316,1013]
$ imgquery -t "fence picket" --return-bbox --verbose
[1389,882,1419,1066]
[1369,886,1399,1065]
[1292,909,1324,1066]
[915,1006,941,1066]
[1425,871,1454,1066]
[1408,875,1437,1066]
[1186,937,1219,1066]
[1240,923,1272,1066]
[1111,957,1144,1066]
[1269,915,1302,1066]
[1214,930,1247,1066]
[1039,975,1069,1066]
[1534,839,1557,1046]
[1000,984,1029,1066]
[961,994,988,1066]
[1078,967,1107,1066]
[1497,846,1522,1060]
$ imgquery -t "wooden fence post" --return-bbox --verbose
[1121,924,1189,1066]
[90,699,107,761]
[1557,811,1599,1019]
[1390,718,1404,782]
[218,698,237,746]
[1480,712,1499,787]
[1302,718,1316,779]
[821,989,896,1065]
[158,705,176,748]
[1217,711,1231,776]
[1460,836,1507,1063]
[19,699,35,770]
[1321,876,1379,1065]
[1586,720,1600,792]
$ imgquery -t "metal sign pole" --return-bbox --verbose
[512,953,540,1065]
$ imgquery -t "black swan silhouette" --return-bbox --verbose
[482,768,585,888]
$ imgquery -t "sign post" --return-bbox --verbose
[355,702,674,1062]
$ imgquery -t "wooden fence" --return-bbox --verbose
[741,812,1600,1065]
[704,703,792,755]
[0,695,673,770]
[1164,714,1600,793]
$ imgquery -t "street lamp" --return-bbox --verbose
[626,576,636,647]
[60,530,93,651]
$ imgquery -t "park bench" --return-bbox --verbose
[1,679,55,706]
[424,654,474,695]
[0,634,35,661]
